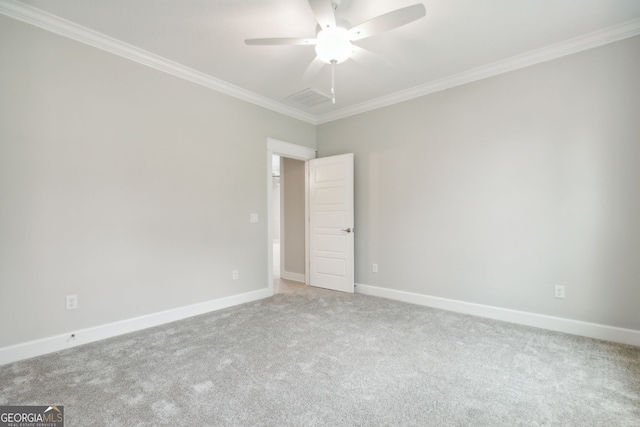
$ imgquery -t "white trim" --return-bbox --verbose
[281,271,306,283]
[0,288,271,366]
[304,161,310,286]
[266,153,275,295]
[3,0,639,126]
[279,157,285,279]
[355,283,640,348]
[0,0,316,125]
[316,18,640,124]
[267,138,317,161]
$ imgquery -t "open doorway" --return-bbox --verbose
[266,139,317,295]
[271,155,281,280]
[273,155,307,294]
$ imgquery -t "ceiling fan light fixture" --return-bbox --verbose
[315,27,353,64]
[245,1,428,106]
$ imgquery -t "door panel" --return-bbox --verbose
[316,211,346,227]
[316,187,345,205]
[309,153,354,293]
[316,235,346,252]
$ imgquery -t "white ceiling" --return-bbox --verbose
[5,0,640,123]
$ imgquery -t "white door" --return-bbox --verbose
[309,153,354,293]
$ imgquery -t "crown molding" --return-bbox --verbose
[317,18,640,124]
[2,0,639,126]
[0,0,318,125]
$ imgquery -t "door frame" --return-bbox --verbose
[266,138,316,295]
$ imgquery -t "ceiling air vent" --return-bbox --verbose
[286,88,332,107]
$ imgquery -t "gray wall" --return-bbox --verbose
[2,12,638,351]
[281,157,306,277]
[317,36,640,330]
[0,16,315,347]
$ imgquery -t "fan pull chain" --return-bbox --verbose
[331,60,336,104]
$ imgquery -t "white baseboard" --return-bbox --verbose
[281,271,305,283]
[0,287,272,366]
[355,283,640,347]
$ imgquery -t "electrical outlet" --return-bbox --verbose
[372,263,378,273]
[554,285,565,299]
[232,270,239,280]
[66,295,78,310]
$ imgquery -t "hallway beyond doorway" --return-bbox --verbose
[273,241,305,294]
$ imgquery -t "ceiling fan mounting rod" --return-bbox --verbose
[331,60,336,104]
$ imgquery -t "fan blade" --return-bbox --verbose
[349,3,426,41]
[308,0,336,29]
[350,45,390,68]
[302,56,326,82]
[245,38,317,46]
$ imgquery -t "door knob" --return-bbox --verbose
[342,228,352,233]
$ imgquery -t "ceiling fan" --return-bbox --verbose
[245,0,427,104]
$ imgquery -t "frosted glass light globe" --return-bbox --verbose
[315,27,353,64]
